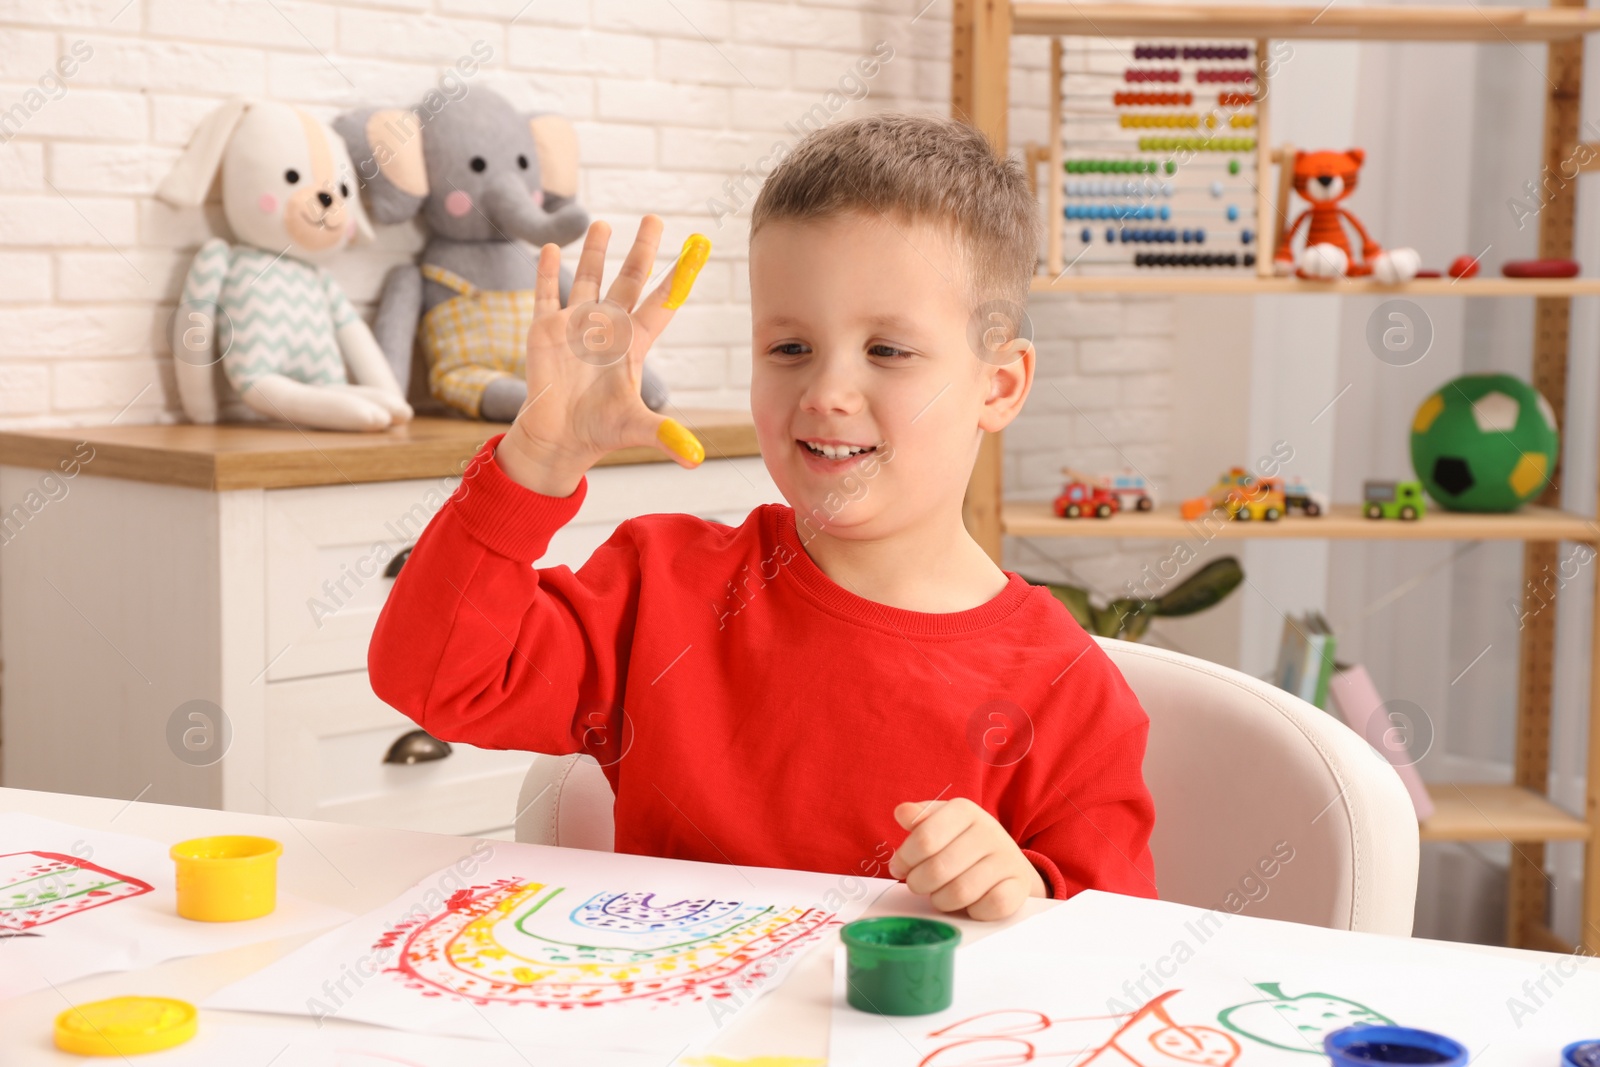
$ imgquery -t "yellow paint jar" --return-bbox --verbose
[169,835,281,922]
[54,996,197,1056]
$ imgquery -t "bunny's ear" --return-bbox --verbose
[528,112,579,199]
[157,98,250,206]
[334,107,428,225]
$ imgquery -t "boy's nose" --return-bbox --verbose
[798,361,865,415]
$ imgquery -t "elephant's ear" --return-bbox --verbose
[333,107,428,225]
[528,112,579,199]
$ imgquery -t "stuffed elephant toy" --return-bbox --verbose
[155,99,413,432]
[335,89,667,422]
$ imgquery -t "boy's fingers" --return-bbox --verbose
[567,220,612,308]
[605,214,664,311]
[617,407,704,468]
[964,876,1029,922]
[894,800,944,831]
[891,802,974,874]
[927,853,1011,913]
[631,233,710,347]
[902,826,987,895]
[533,244,563,318]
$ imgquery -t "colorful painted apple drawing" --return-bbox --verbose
[1217,982,1394,1054]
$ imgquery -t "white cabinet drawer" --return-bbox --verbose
[263,670,535,838]
[263,457,778,682]
[264,478,449,683]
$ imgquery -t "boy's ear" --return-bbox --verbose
[978,337,1034,433]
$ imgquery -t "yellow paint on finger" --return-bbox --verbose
[657,417,705,466]
[664,233,711,309]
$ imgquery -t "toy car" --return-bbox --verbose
[1282,476,1326,517]
[1105,469,1155,512]
[1210,467,1284,521]
[1054,475,1120,518]
[1363,479,1425,520]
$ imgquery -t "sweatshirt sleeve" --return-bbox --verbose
[367,432,640,763]
[1015,656,1159,901]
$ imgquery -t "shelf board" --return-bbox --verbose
[1002,501,1600,544]
[1030,274,1600,297]
[1419,784,1589,843]
[0,409,759,492]
[1012,3,1600,42]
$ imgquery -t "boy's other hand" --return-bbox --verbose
[889,798,1046,921]
[497,215,709,497]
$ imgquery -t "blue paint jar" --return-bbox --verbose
[1563,1040,1600,1067]
[1325,1026,1468,1067]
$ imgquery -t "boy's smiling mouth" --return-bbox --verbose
[798,437,881,462]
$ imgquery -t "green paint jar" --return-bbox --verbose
[841,916,961,1016]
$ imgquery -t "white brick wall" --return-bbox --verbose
[0,1,1175,575]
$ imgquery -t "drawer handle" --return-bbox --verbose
[384,729,452,765]
[384,546,413,579]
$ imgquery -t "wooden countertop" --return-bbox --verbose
[0,410,760,491]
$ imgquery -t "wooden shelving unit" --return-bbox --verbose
[954,1,1600,953]
[1003,502,1600,544]
[1011,3,1600,41]
[1031,275,1600,297]
[1421,784,1590,844]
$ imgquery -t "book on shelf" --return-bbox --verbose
[1326,664,1436,822]
[1273,612,1338,709]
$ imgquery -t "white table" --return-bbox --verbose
[0,786,1056,1064]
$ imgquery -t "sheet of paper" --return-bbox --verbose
[207,838,891,1056]
[144,1023,666,1066]
[829,890,1600,1067]
[0,813,351,1000]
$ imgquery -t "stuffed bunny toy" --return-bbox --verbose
[336,89,667,422]
[156,100,412,432]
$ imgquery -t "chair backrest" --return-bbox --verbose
[1099,637,1418,935]
[513,638,1419,934]
[514,751,616,853]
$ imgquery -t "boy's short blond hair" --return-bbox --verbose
[749,112,1041,312]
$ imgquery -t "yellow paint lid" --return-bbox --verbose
[53,996,197,1056]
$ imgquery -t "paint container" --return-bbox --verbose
[1564,1041,1600,1067]
[54,996,197,1056]
[1324,1025,1469,1067]
[841,916,960,1016]
[169,835,281,922]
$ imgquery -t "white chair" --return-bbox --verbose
[514,637,1419,934]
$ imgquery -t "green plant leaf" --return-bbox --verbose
[1154,556,1244,617]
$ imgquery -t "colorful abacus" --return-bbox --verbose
[1053,37,1262,275]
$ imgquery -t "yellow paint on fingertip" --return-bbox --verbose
[664,233,712,309]
[657,417,705,466]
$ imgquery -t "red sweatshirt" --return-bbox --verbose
[368,433,1157,901]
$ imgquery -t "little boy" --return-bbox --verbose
[369,112,1156,920]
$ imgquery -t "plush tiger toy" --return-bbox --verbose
[1273,148,1419,283]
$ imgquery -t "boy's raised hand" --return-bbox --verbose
[889,798,1047,921]
[497,215,709,497]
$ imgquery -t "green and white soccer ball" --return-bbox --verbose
[1410,373,1560,513]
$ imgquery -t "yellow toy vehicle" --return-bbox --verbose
[1209,467,1285,521]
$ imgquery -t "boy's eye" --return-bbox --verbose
[869,344,912,359]
[769,342,809,358]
